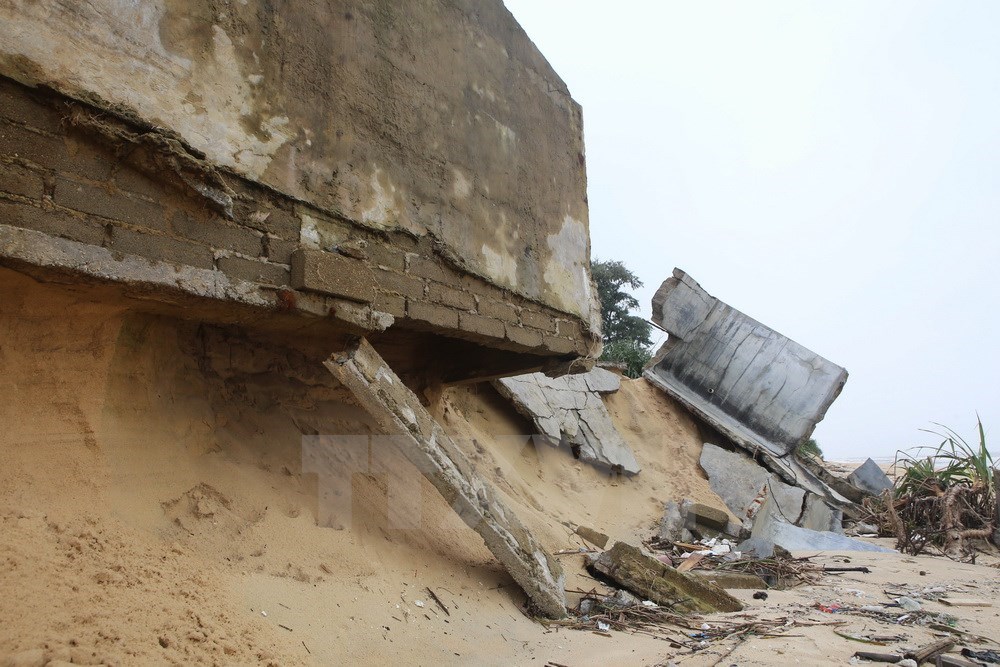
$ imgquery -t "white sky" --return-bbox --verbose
[503,1,1000,460]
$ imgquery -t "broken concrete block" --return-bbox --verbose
[575,526,610,549]
[700,443,772,519]
[587,542,743,614]
[494,370,640,474]
[687,503,730,532]
[699,443,814,527]
[584,367,622,394]
[740,496,894,557]
[325,337,567,619]
[647,269,848,457]
[657,501,692,543]
[847,458,894,496]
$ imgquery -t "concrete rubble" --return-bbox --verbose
[699,443,845,534]
[644,269,854,512]
[847,458,895,497]
[587,542,744,614]
[740,496,895,557]
[493,368,641,475]
[325,337,567,619]
[658,499,743,543]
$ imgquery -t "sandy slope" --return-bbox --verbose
[3,268,997,666]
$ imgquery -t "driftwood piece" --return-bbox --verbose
[906,639,955,665]
[324,337,567,618]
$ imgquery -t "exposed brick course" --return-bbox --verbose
[0,196,105,246]
[408,300,460,329]
[0,160,44,199]
[217,255,289,286]
[459,312,505,339]
[505,324,544,349]
[428,282,475,311]
[521,309,557,333]
[171,210,262,258]
[55,176,167,230]
[290,248,375,304]
[0,76,595,361]
[106,224,215,269]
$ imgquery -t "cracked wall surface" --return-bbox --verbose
[0,0,599,335]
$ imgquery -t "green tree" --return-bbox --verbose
[592,259,653,378]
[796,438,823,459]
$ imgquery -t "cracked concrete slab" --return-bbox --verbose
[326,337,567,618]
[494,369,640,475]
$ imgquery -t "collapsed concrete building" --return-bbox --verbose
[0,0,602,618]
[0,3,893,661]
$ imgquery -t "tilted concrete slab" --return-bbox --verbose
[647,269,847,457]
[644,269,852,509]
[325,338,567,619]
[493,369,640,475]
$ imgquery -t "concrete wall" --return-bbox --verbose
[0,77,592,378]
[0,0,597,331]
[646,269,848,455]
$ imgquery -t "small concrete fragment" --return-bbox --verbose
[326,337,567,618]
[658,501,692,543]
[493,370,640,474]
[575,526,610,549]
[688,503,730,532]
[587,542,743,614]
[584,367,622,394]
[847,458,894,497]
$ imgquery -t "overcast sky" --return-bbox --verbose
[504,1,999,460]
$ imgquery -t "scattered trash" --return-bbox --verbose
[962,648,1000,664]
[896,596,922,612]
[413,600,425,608]
[261,611,268,617]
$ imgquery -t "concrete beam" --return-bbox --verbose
[324,337,567,618]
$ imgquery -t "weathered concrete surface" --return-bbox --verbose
[646,269,847,456]
[0,0,599,328]
[493,369,640,474]
[800,494,844,533]
[847,458,894,497]
[700,443,844,534]
[739,496,894,557]
[587,542,743,614]
[325,337,566,618]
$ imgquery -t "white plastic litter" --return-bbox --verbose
[414,600,426,608]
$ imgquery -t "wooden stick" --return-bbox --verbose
[905,639,955,664]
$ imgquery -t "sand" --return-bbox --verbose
[2,267,998,666]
